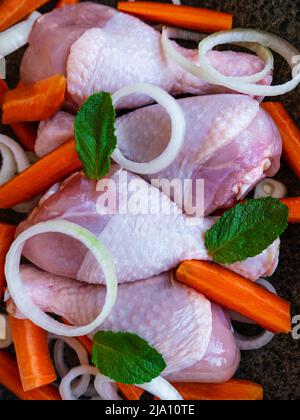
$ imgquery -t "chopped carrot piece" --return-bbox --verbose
[0,223,16,299]
[262,102,300,180]
[2,75,66,124]
[0,351,60,400]
[117,383,144,401]
[0,139,81,208]
[56,0,79,7]
[281,197,300,223]
[9,316,56,392]
[172,380,263,400]
[0,0,49,32]
[177,260,291,334]
[0,80,37,151]
[77,336,93,355]
[118,2,233,33]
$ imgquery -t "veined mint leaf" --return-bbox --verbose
[92,331,166,385]
[74,92,117,180]
[205,197,288,264]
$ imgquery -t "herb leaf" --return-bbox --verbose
[205,197,289,264]
[74,92,117,180]
[92,331,166,385]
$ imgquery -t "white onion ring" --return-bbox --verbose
[139,377,183,400]
[60,366,99,401]
[0,314,13,349]
[162,27,274,85]
[0,12,41,57]
[50,335,91,399]
[0,144,16,184]
[0,134,30,176]
[112,83,185,174]
[94,374,122,401]
[254,178,287,199]
[198,29,300,96]
[233,278,276,350]
[5,220,118,337]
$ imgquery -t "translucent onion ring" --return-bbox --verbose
[254,178,287,199]
[233,278,276,351]
[112,83,186,175]
[198,29,300,96]
[161,27,274,85]
[5,220,118,337]
[60,366,99,401]
[0,314,13,349]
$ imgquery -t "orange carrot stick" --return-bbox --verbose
[0,139,81,208]
[0,351,60,400]
[56,0,79,7]
[9,316,56,392]
[262,102,300,180]
[177,260,291,334]
[0,223,16,299]
[77,335,93,355]
[0,0,50,32]
[0,79,37,151]
[172,379,263,401]
[2,75,66,124]
[281,197,300,223]
[118,2,233,33]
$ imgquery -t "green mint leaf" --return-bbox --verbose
[92,331,166,385]
[205,197,289,264]
[74,92,117,180]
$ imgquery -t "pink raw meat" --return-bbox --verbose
[35,95,281,215]
[16,166,280,284]
[21,265,240,382]
[21,3,272,110]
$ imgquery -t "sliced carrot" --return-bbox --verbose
[281,197,300,223]
[118,2,233,33]
[177,260,291,334]
[2,74,66,124]
[0,0,50,32]
[0,223,16,299]
[172,380,263,401]
[77,335,93,355]
[262,102,300,180]
[0,78,9,107]
[0,138,81,208]
[10,122,37,151]
[0,351,60,400]
[9,316,57,392]
[56,0,79,7]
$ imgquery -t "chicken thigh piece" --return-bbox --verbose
[35,95,282,215]
[21,265,240,383]
[21,3,272,110]
[16,166,280,284]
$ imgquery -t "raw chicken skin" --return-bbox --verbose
[35,95,282,215]
[17,166,280,284]
[21,3,272,110]
[21,265,240,383]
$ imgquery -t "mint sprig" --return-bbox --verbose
[74,92,117,180]
[92,331,166,385]
[205,197,289,264]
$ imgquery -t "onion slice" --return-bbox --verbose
[0,144,16,185]
[112,83,185,174]
[162,27,274,86]
[0,12,41,57]
[139,376,183,400]
[198,29,300,96]
[233,278,276,350]
[50,335,91,399]
[0,314,13,349]
[0,134,30,176]
[60,366,99,401]
[254,178,287,199]
[5,220,118,337]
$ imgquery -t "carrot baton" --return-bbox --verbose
[262,102,300,180]
[0,351,60,400]
[0,223,16,299]
[118,2,233,33]
[280,197,300,223]
[0,79,8,106]
[0,0,49,32]
[56,0,79,7]
[172,379,263,401]
[0,139,81,208]
[9,316,57,392]
[177,260,291,334]
[2,74,66,124]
